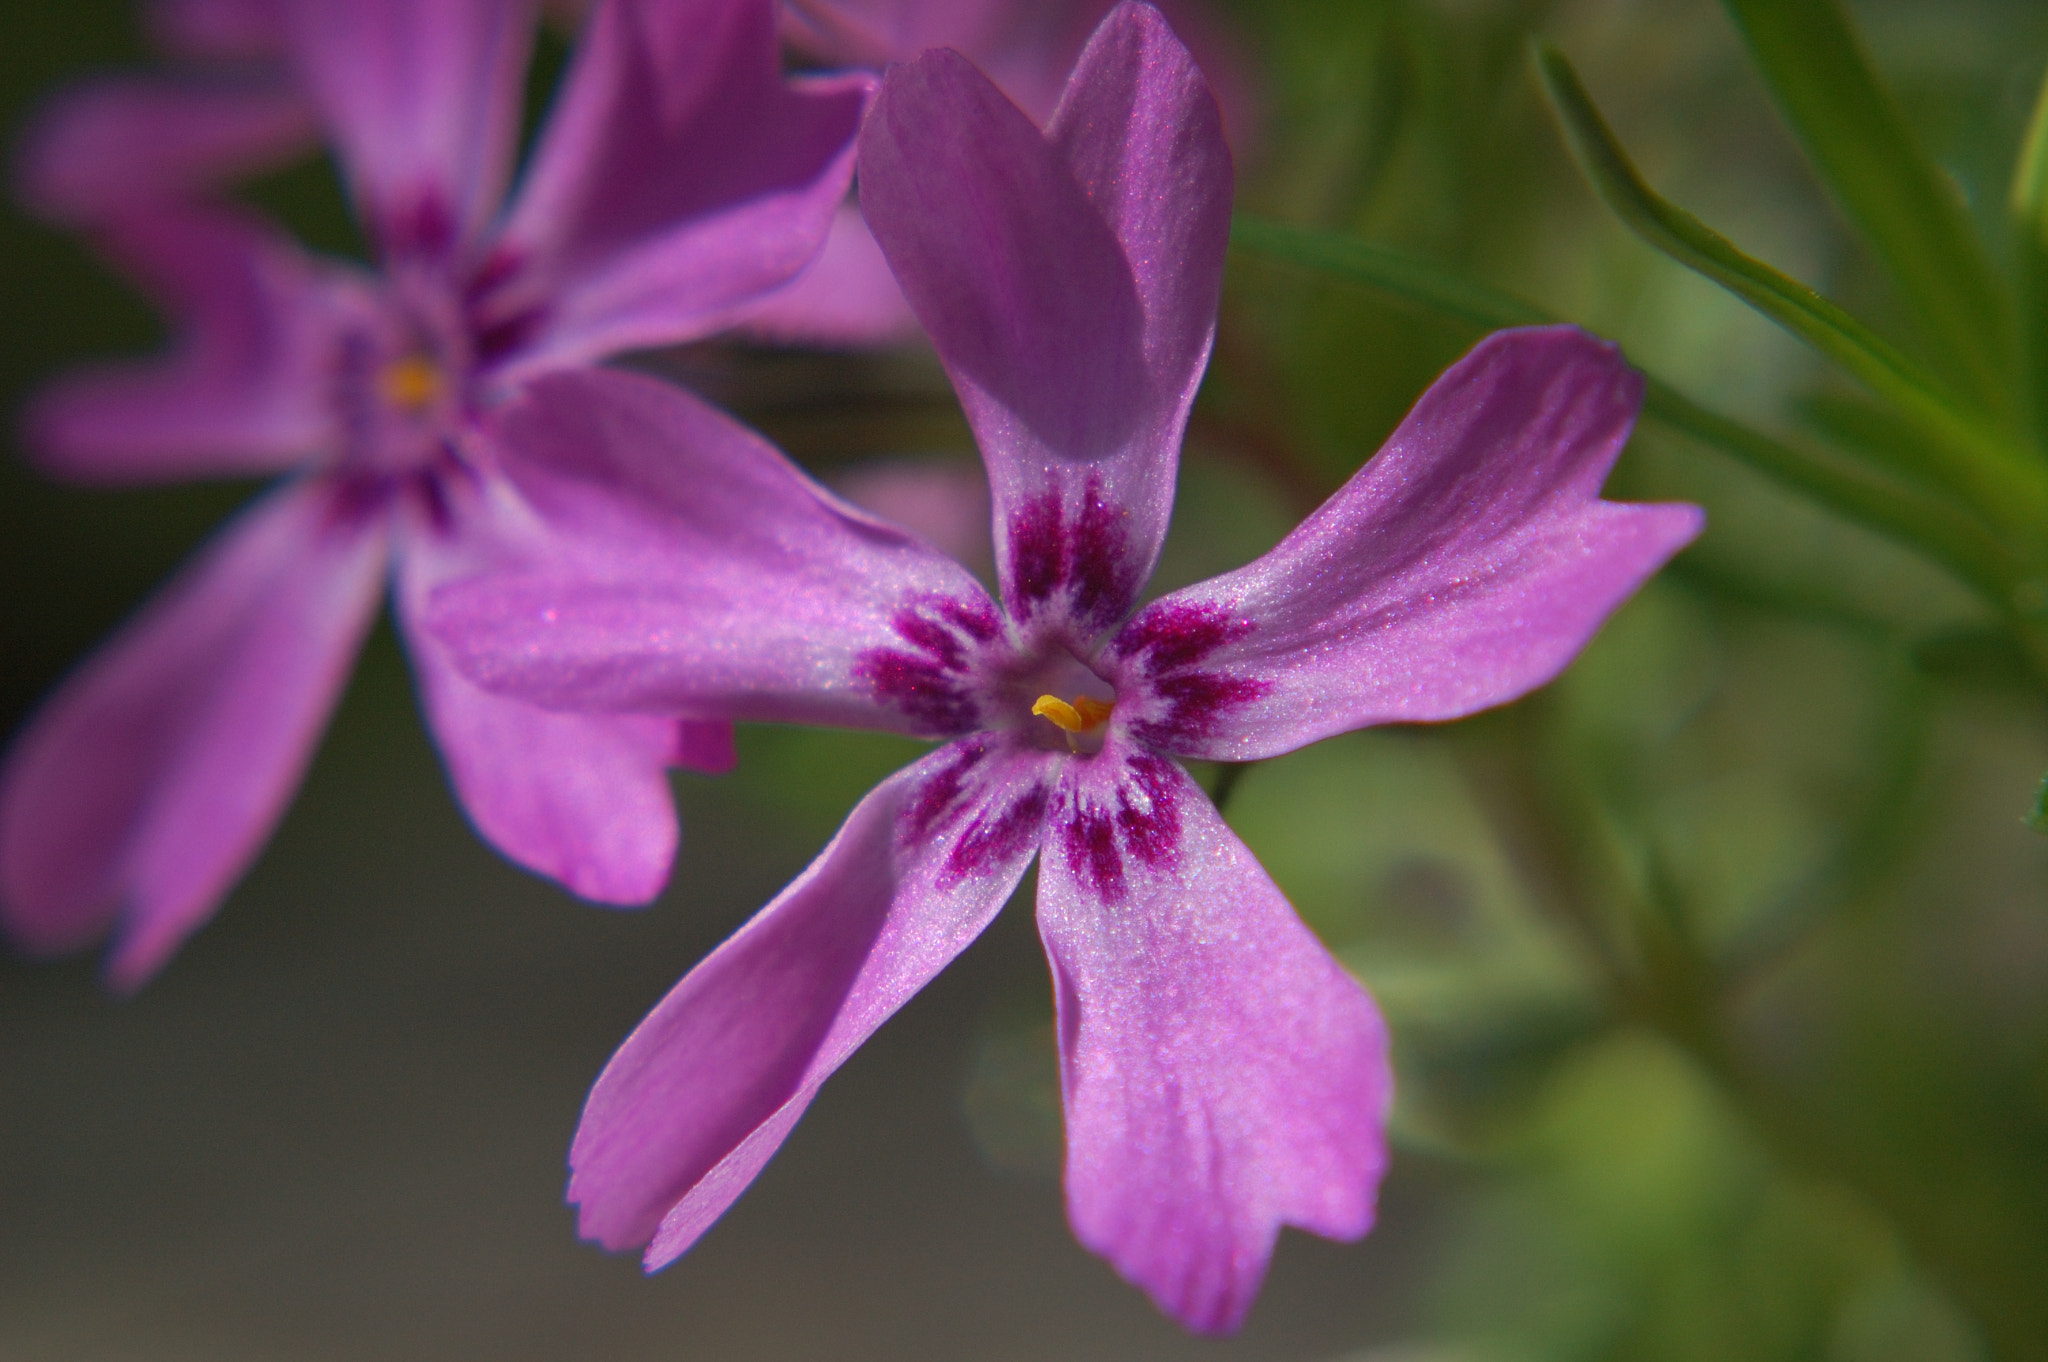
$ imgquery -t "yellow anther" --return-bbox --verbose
[378,354,445,414]
[1032,693,1114,733]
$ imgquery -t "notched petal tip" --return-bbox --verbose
[1040,755,1393,1333]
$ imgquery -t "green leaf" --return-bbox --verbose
[2009,64,2048,441]
[1228,214,2021,602]
[1533,43,2048,539]
[1720,0,2012,414]
[1638,381,2017,604]
[1228,214,1544,332]
[2029,769,2048,833]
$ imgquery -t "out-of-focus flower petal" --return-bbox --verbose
[674,720,737,774]
[859,4,1229,633]
[427,367,992,734]
[22,206,346,484]
[278,0,536,259]
[728,201,917,348]
[487,0,866,375]
[395,489,684,906]
[1037,744,1391,1333]
[832,456,993,578]
[782,0,1013,72]
[786,0,1256,151]
[570,741,1053,1260]
[0,481,387,989]
[148,0,286,57]
[14,74,316,226]
[1114,326,1704,761]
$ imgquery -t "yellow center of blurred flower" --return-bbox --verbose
[378,354,445,415]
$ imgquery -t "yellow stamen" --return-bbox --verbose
[1032,693,1114,733]
[378,354,445,414]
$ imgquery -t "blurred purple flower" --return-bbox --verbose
[427,4,1703,1331]
[833,457,994,578]
[0,0,867,988]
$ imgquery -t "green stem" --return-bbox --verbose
[1461,702,2043,1359]
[1641,378,2021,606]
[1207,760,1254,813]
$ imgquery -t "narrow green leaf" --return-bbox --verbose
[2009,64,2048,441]
[1534,43,2048,537]
[1228,214,2021,603]
[1228,215,1544,332]
[1721,0,2012,413]
[1638,381,2017,604]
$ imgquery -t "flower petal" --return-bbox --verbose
[484,0,867,375]
[858,3,1229,632]
[570,739,1054,1261]
[1111,326,1706,761]
[14,74,316,226]
[0,481,387,989]
[832,456,994,578]
[427,367,994,735]
[23,206,349,484]
[148,0,286,57]
[790,0,1258,148]
[727,201,918,348]
[394,489,685,907]
[278,0,535,260]
[1036,744,1391,1333]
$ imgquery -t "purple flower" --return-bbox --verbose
[426,3,1704,1332]
[0,0,868,987]
[744,0,1256,347]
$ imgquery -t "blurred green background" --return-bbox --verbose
[4,0,2047,1358]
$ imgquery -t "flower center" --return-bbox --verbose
[378,353,447,416]
[1032,692,1114,753]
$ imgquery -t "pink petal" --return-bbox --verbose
[1112,326,1706,761]
[278,0,535,260]
[426,367,992,735]
[1036,744,1392,1333]
[0,481,388,989]
[832,456,994,578]
[570,740,1055,1261]
[782,0,1016,73]
[148,0,286,57]
[859,3,1230,633]
[394,491,685,907]
[675,720,737,774]
[728,201,918,348]
[485,0,867,375]
[22,206,349,484]
[14,74,316,226]
[789,0,1259,152]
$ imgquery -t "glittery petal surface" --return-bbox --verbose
[486,0,867,375]
[1036,745,1392,1334]
[858,2,1230,632]
[1119,325,1705,761]
[426,367,991,734]
[0,481,387,989]
[568,741,1054,1262]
